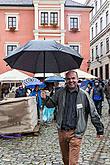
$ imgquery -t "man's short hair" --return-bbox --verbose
[65,70,78,78]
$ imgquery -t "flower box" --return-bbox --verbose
[70,27,78,32]
[9,27,16,32]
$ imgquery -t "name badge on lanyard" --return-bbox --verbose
[77,104,83,109]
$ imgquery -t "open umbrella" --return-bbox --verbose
[45,76,65,82]
[4,40,83,77]
[23,77,46,88]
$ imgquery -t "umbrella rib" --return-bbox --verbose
[53,52,61,73]
[34,51,40,73]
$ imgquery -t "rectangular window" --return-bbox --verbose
[92,48,94,61]
[91,69,93,75]
[99,66,103,79]
[96,45,98,57]
[95,68,98,77]
[91,27,94,39]
[100,41,103,56]
[41,12,48,25]
[7,45,17,56]
[95,1,97,13]
[70,45,79,53]
[50,12,58,25]
[8,17,16,28]
[100,0,102,6]
[106,11,109,26]
[105,64,109,79]
[106,37,109,53]
[70,18,78,29]
[95,22,98,35]
[100,17,103,31]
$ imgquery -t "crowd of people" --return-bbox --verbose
[0,76,110,120]
[0,72,110,165]
[84,79,110,116]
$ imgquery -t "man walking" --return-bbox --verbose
[92,80,104,117]
[42,70,104,165]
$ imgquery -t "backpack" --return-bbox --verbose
[93,88,102,101]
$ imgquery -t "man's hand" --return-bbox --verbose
[96,134,104,140]
[41,90,47,99]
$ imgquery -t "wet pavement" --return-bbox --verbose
[0,99,110,165]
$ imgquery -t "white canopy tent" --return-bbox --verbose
[0,69,31,83]
[34,73,59,78]
[60,69,97,79]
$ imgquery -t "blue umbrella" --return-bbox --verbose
[23,77,46,88]
[45,76,65,82]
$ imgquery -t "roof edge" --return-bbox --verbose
[0,4,34,7]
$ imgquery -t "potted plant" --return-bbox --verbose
[50,23,58,28]
[9,27,16,32]
[41,23,48,26]
[70,27,78,32]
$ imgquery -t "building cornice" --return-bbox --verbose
[0,4,33,7]
[36,0,65,5]
[0,6,34,10]
[38,7,60,10]
[33,29,66,33]
[90,23,110,46]
[65,7,93,12]
[90,0,109,25]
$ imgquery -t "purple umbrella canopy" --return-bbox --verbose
[4,40,83,77]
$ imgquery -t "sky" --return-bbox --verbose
[73,0,87,4]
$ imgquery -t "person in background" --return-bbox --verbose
[15,83,27,98]
[85,81,93,95]
[29,85,42,120]
[41,70,104,165]
[104,79,110,115]
[1,83,10,98]
[92,80,104,117]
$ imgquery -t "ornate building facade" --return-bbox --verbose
[0,0,92,74]
[86,0,110,79]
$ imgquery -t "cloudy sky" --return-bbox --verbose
[74,0,87,4]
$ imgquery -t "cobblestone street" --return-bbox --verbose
[0,99,110,165]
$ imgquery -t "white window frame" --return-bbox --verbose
[39,11,59,26]
[100,17,103,31]
[100,41,103,56]
[91,27,94,39]
[5,42,19,56]
[95,22,98,35]
[5,13,19,30]
[106,37,109,53]
[68,43,80,54]
[68,15,80,31]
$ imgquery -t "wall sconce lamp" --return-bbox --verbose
[96,55,102,63]
[87,59,91,72]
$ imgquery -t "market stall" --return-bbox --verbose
[0,97,38,134]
